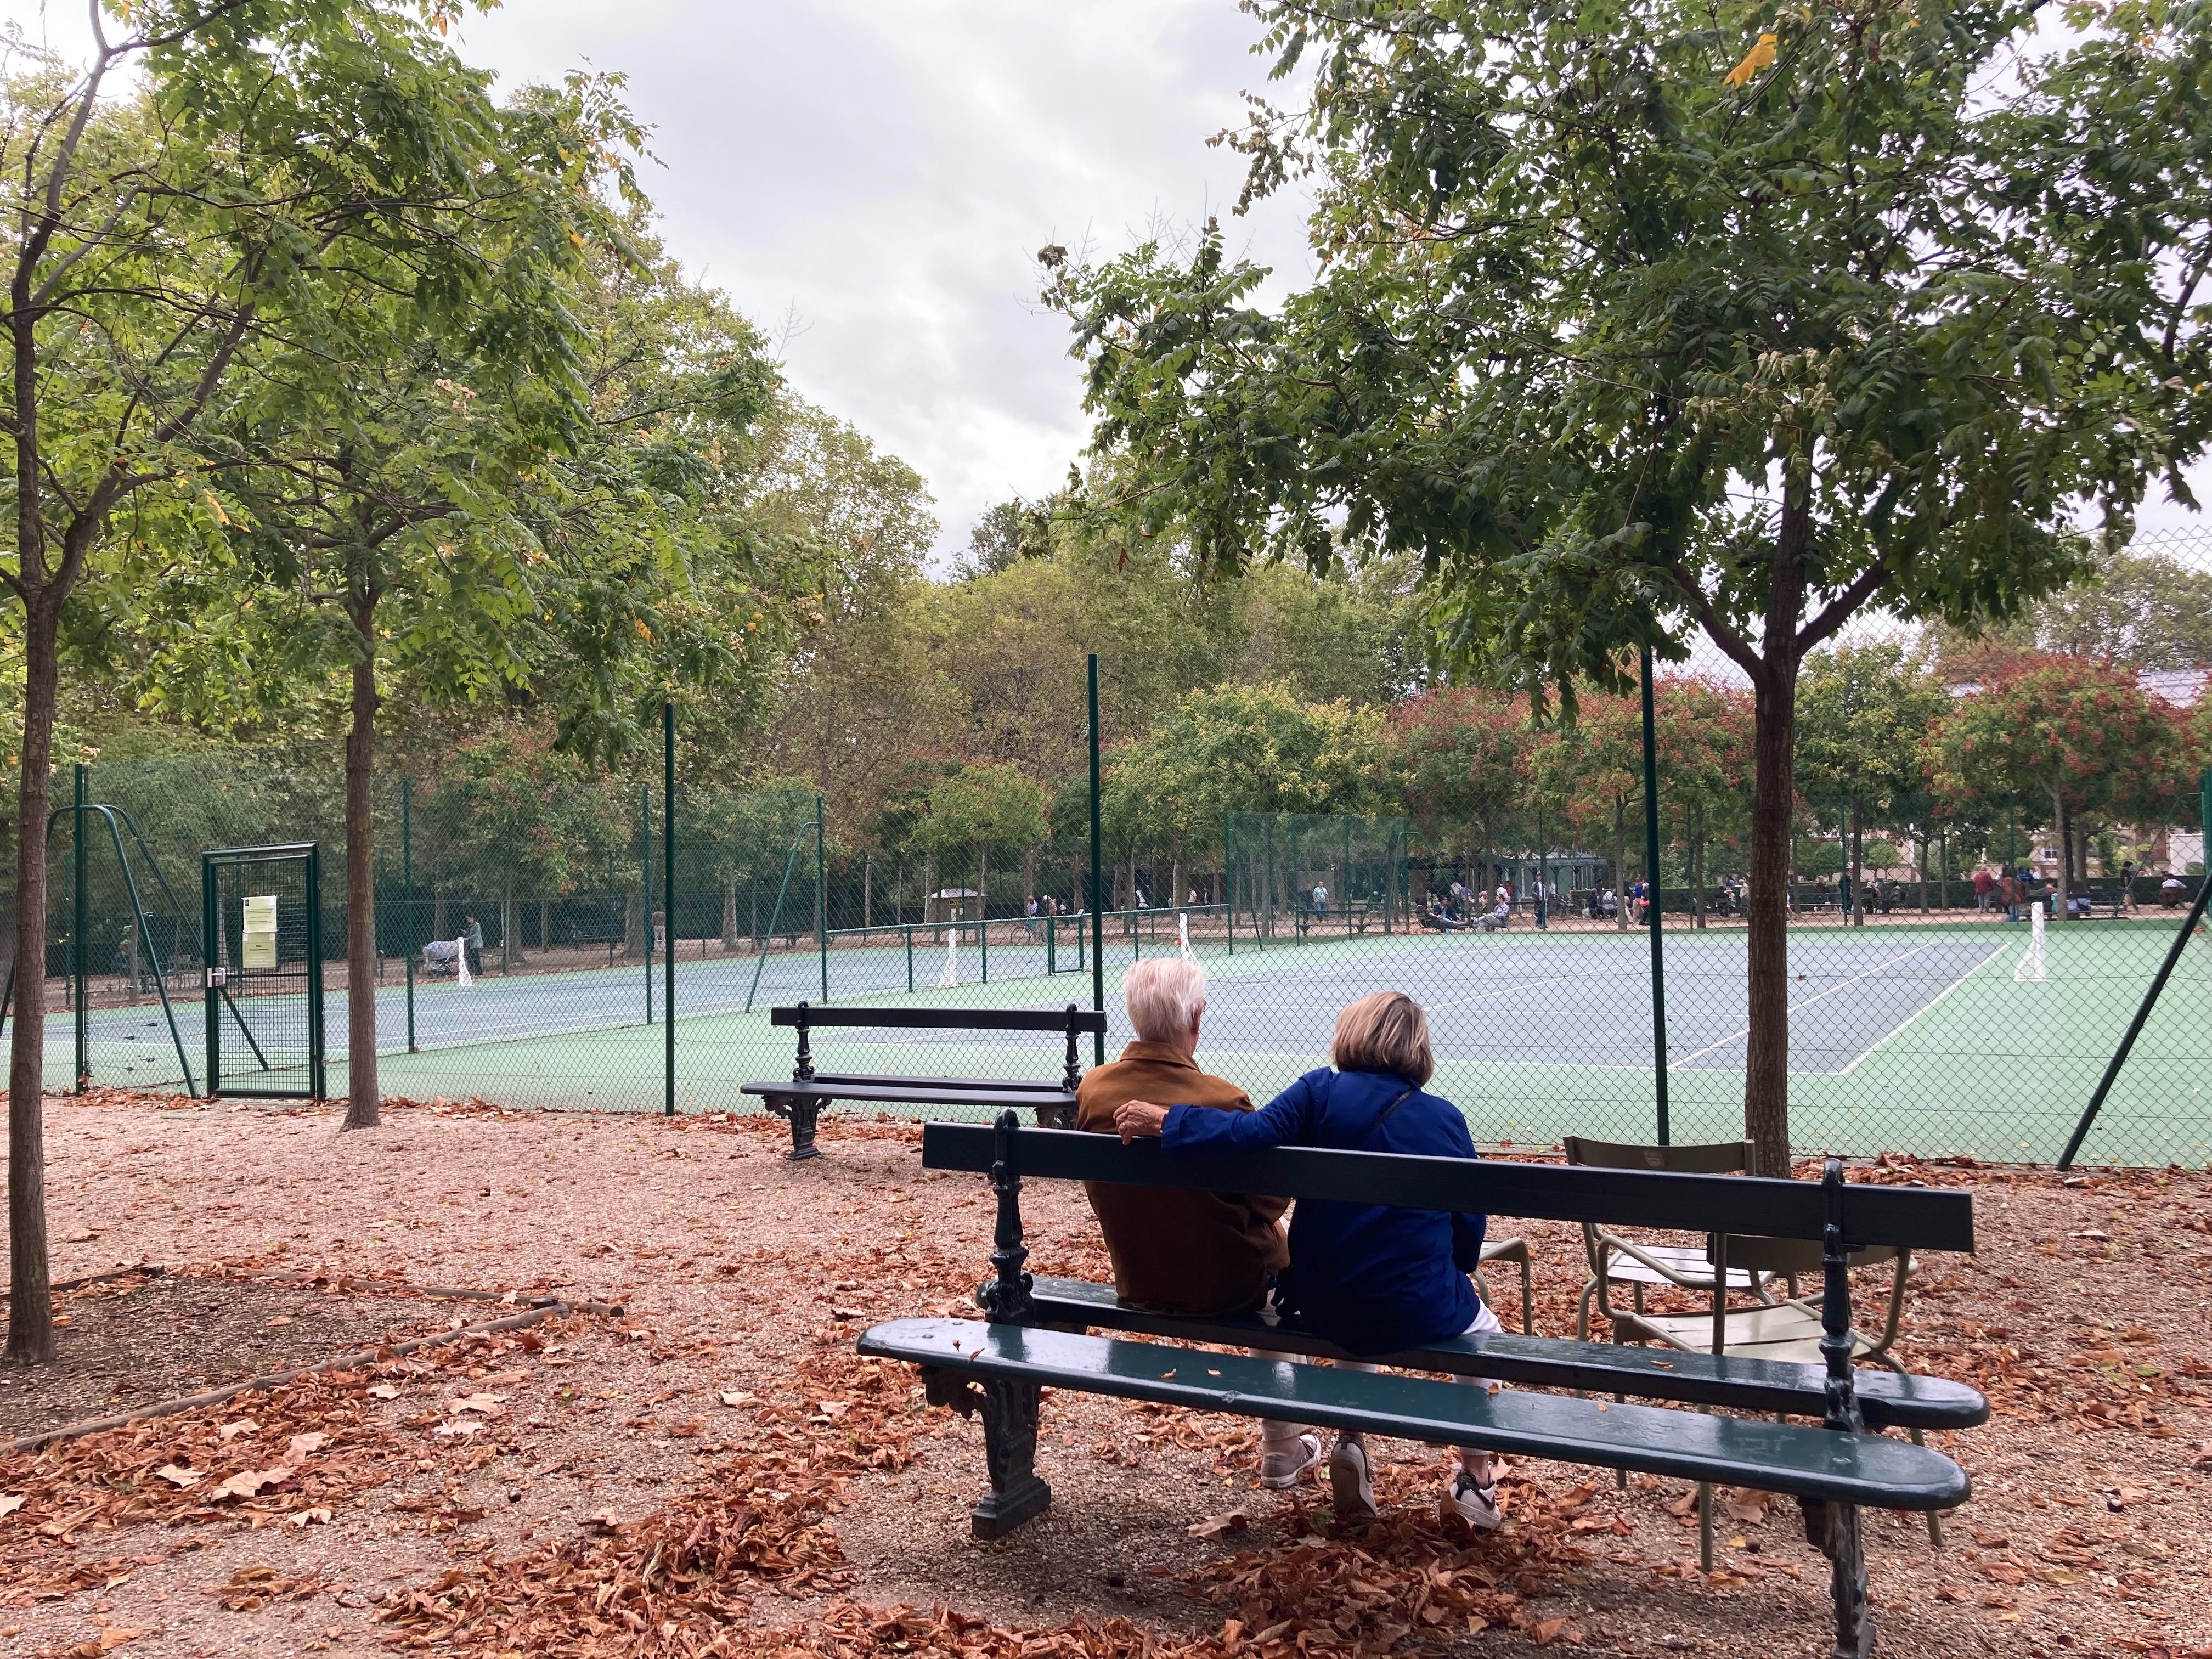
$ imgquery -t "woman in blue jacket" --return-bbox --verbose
[1113,990,1501,1529]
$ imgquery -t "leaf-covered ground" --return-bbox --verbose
[0,1091,2207,1659]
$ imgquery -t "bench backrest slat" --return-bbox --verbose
[772,1005,1108,1035]
[919,1122,1971,1252]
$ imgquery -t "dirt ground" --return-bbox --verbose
[0,1091,2207,1659]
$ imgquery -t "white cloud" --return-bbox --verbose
[448,0,1316,564]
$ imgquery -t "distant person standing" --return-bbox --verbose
[1311,881,1329,919]
[1534,879,1548,930]
[1972,866,1994,912]
[1999,872,2019,923]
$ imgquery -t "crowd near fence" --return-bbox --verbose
[12,711,2212,1170]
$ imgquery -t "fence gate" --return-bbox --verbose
[202,843,326,1099]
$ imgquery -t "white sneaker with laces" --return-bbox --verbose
[1449,1470,1503,1531]
[1259,1433,1323,1489]
[1328,1436,1378,1519]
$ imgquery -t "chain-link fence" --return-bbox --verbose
[12,713,2212,1166]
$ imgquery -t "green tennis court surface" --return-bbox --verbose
[52,918,2212,1165]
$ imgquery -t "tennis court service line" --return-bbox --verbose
[1424,974,1579,1012]
[1835,941,2008,1076]
[1664,939,1947,1071]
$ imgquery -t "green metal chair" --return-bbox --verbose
[1596,1228,1944,1558]
[1563,1136,1776,1340]
[1474,1235,1536,1336]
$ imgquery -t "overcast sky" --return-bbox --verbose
[448,1,1320,564]
[4,0,2206,572]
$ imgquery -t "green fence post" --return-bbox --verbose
[1047,911,1056,974]
[815,794,828,1004]
[663,702,675,1117]
[402,777,417,1052]
[1641,644,1671,1144]
[641,786,653,1024]
[73,761,86,1091]
[905,922,914,992]
[1088,654,1105,1065]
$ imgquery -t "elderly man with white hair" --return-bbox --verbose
[1074,955,1321,1490]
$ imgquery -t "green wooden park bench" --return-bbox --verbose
[858,1115,1984,1659]
[740,1002,1108,1159]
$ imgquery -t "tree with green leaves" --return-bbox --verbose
[1048,0,2212,1171]
[1528,695,1643,929]
[1795,645,1950,924]
[1930,543,2212,673]
[1,0,622,1361]
[905,761,1052,918]
[1651,677,1754,926]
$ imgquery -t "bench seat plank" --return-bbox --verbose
[860,1318,1969,1513]
[1023,1276,1988,1432]
[809,1073,1065,1094]
[741,1080,1073,1109]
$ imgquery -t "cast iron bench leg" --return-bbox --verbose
[1803,1494,1873,1658]
[761,1093,825,1161]
[922,1366,1051,1538]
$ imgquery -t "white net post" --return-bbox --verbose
[1178,910,1193,960]
[936,916,960,988]
[2015,901,2047,983]
[454,936,472,989]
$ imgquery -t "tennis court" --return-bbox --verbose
[54,915,2212,1165]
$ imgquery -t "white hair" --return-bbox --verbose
[1124,956,1207,1042]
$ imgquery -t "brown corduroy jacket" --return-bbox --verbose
[1073,1041,1289,1316]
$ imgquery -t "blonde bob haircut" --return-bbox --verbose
[1330,991,1434,1085]
[1124,956,1209,1043]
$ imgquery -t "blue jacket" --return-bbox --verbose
[1161,1066,1487,1356]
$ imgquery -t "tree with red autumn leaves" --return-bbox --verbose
[1528,692,1643,929]
[1650,678,1756,926]
[1924,654,2188,919]
[1389,688,1533,895]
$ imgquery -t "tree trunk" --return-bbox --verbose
[723,877,738,950]
[1918,832,1929,914]
[1743,666,1799,1178]
[978,845,990,926]
[500,860,515,972]
[1849,796,1865,928]
[1613,802,1628,931]
[539,896,551,957]
[342,640,380,1130]
[7,599,61,1361]
[862,851,873,929]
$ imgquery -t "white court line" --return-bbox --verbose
[1836,941,2008,1075]
[1424,974,1579,1011]
[1666,939,1948,1070]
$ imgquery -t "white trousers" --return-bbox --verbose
[1259,1299,1504,1449]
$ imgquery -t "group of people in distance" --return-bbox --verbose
[1074,956,1504,1530]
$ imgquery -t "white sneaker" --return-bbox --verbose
[1449,1470,1503,1531]
[1260,1433,1323,1489]
[1329,1436,1378,1519]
